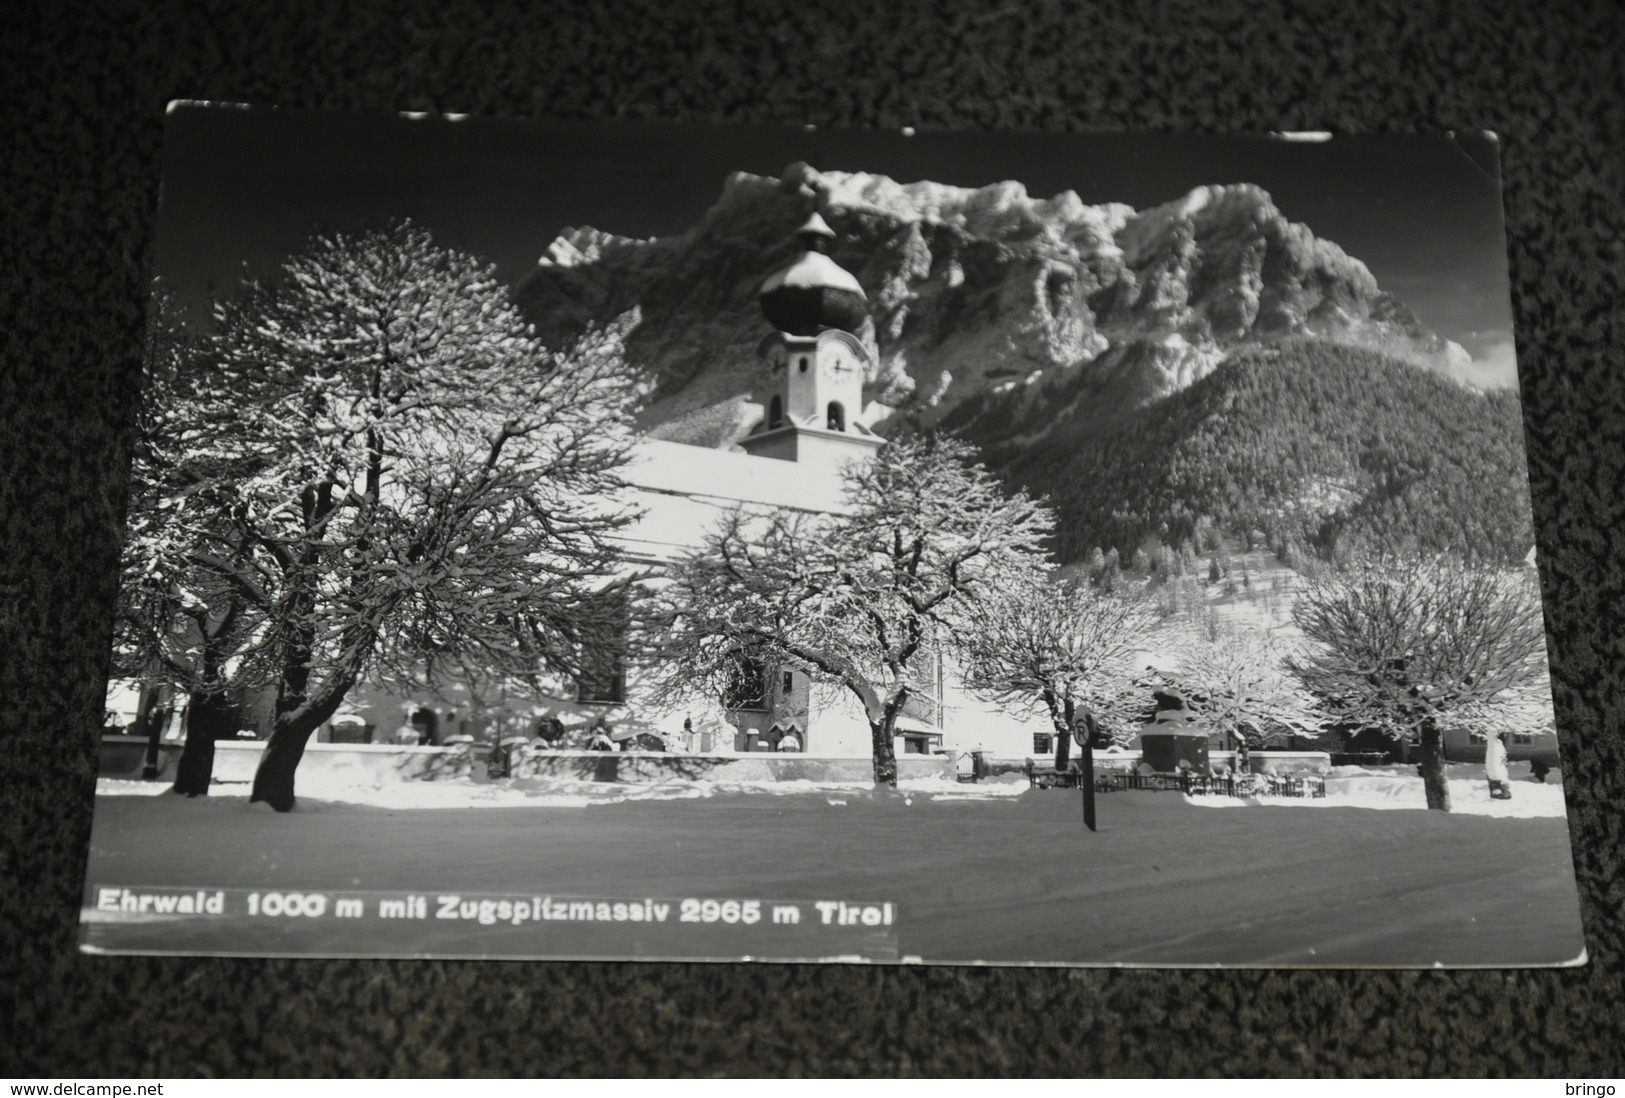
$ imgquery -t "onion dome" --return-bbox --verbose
[759,213,868,335]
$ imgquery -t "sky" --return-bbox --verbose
[154,104,1520,386]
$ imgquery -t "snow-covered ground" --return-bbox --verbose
[80,771,1586,966]
[1190,766,1567,819]
[95,764,1567,817]
[93,770,1034,810]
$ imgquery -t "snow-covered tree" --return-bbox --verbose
[1169,625,1316,751]
[113,286,260,793]
[960,568,1157,748]
[651,435,1053,787]
[119,223,640,809]
[1289,554,1548,810]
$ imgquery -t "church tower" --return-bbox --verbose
[741,213,883,474]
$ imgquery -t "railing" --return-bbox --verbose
[1027,762,1326,799]
[1099,771,1326,799]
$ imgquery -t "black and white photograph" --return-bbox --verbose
[79,104,1585,967]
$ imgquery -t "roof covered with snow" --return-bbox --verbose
[614,439,858,563]
[623,439,848,510]
[759,251,865,297]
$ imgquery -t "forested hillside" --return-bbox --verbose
[516,166,1473,447]
[1002,338,1534,566]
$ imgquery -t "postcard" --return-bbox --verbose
[81,105,1584,966]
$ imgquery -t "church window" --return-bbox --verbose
[768,395,783,429]
[723,656,769,712]
[798,356,809,373]
[900,646,945,727]
[782,670,794,694]
[826,401,845,431]
[575,591,629,704]
[409,708,438,745]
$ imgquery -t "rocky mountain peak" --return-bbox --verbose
[514,163,1470,449]
[536,226,654,270]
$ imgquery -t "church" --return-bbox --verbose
[313,214,1055,762]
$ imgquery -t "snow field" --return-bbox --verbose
[81,774,1587,966]
[96,764,1566,817]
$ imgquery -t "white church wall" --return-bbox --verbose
[618,438,855,564]
[938,677,1052,760]
[626,439,851,514]
[803,686,880,756]
[327,218,1062,768]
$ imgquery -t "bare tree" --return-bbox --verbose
[651,435,1053,787]
[960,568,1158,749]
[1171,624,1317,751]
[113,286,263,794]
[1289,554,1548,810]
[118,224,640,809]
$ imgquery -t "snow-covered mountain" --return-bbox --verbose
[514,162,1472,449]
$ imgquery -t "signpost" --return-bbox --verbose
[1072,710,1100,833]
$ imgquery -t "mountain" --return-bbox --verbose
[514,163,1472,448]
[1011,338,1535,566]
[515,164,1526,565]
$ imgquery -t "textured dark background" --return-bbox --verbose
[3,0,1623,1078]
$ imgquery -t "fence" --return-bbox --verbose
[1026,761,1326,799]
[99,737,957,786]
[1099,771,1326,799]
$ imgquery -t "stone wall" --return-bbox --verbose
[98,736,956,786]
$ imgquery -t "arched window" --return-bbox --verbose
[723,656,769,712]
[768,395,783,429]
[826,401,845,432]
[575,590,629,704]
[409,707,438,746]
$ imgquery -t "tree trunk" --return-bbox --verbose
[133,684,166,781]
[1080,739,1097,832]
[170,603,244,794]
[1053,695,1074,773]
[142,705,168,781]
[250,713,323,812]
[171,693,236,797]
[1418,719,1451,811]
[253,546,356,811]
[869,718,899,789]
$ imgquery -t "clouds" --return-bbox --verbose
[1465,337,1521,388]
[1451,328,1521,389]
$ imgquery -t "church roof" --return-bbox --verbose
[759,251,865,297]
[623,439,849,512]
[616,439,855,563]
[797,211,836,238]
